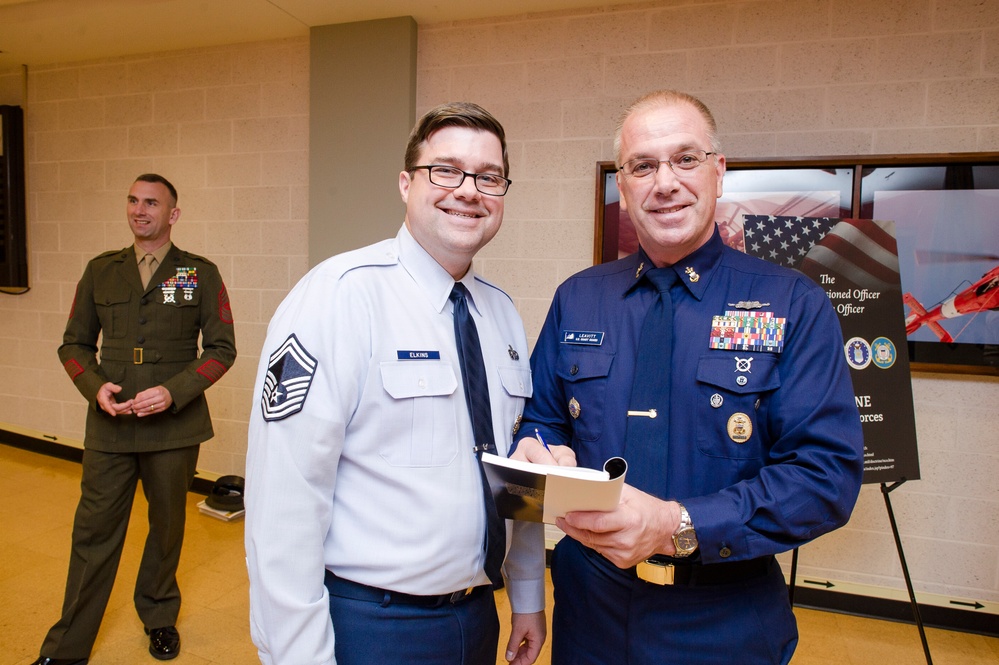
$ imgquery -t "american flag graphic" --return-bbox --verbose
[742,215,900,291]
[742,215,839,268]
[800,219,901,291]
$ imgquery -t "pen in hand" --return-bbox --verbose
[534,428,551,452]
[535,428,557,462]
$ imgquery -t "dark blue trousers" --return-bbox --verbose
[325,573,500,665]
[551,537,798,665]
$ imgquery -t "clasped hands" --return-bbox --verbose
[97,382,174,417]
[511,434,683,568]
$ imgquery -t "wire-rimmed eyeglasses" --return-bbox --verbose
[619,150,716,179]
[411,165,512,196]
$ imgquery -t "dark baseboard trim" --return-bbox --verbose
[543,551,995,637]
[1,429,214,495]
[793,586,996,638]
[2,428,83,462]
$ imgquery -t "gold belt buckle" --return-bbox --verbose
[133,347,143,365]
[636,559,675,585]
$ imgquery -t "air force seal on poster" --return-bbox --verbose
[261,334,317,421]
[844,337,872,370]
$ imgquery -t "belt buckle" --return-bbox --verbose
[133,347,143,365]
[636,559,675,585]
[448,586,475,604]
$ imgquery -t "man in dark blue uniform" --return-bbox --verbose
[515,90,864,664]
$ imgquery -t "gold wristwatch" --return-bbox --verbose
[672,503,698,558]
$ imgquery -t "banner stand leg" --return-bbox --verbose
[788,546,798,606]
[786,482,931,664]
[882,479,933,665]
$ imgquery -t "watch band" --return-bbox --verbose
[672,503,698,557]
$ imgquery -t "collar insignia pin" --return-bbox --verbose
[635,261,644,279]
[685,266,699,283]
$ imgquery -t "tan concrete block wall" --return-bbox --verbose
[418,0,999,608]
[0,38,309,476]
[0,0,995,610]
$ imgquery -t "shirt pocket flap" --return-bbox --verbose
[97,285,131,306]
[498,366,532,398]
[556,349,614,383]
[380,362,458,399]
[696,354,780,394]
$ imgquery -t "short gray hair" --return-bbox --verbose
[613,90,721,167]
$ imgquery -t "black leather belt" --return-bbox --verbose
[633,555,772,586]
[324,569,488,608]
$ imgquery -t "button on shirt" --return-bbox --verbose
[245,225,542,665]
[520,228,863,564]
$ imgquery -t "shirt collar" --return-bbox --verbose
[396,225,478,314]
[134,241,172,267]
[629,227,725,301]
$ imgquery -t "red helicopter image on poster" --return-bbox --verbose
[903,253,999,343]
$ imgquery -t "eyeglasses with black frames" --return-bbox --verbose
[620,150,717,179]
[411,165,512,196]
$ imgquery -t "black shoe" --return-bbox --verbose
[31,658,88,665]
[145,626,181,661]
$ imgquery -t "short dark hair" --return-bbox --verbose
[614,90,721,167]
[134,173,178,205]
[404,102,509,177]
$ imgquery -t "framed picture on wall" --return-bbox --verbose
[858,157,999,371]
[593,153,999,375]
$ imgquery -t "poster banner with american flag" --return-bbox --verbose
[729,216,919,484]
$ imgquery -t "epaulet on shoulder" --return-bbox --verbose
[473,275,515,303]
[572,257,635,280]
[312,239,398,282]
[95,247,127,260]
[725,246,799,278]
[179,250,217,266]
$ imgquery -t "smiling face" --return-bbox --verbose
[127,179,180,251]
[399,125,505,279]
[616,101,726,267]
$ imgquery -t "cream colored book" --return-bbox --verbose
[482,453,627,524]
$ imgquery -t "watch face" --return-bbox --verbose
[675,527,698,553]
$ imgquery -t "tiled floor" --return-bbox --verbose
[1,443,997,665]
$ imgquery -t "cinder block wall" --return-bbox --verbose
[0,0,996,612]
[0,38,310,475]
[415,0,999,609]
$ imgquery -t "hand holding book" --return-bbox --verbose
[482,451,627,524]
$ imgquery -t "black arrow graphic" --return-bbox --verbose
[803,580,834,589]
[949,600,985,610]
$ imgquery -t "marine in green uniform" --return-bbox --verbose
[32,174,237,665]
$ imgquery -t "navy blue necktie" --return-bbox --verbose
[624,268,677,497]
[450,283,505,588]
